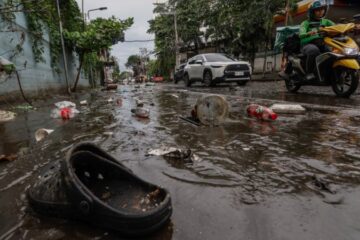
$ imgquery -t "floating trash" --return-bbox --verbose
[193,95,229,126]
[35,128,54,142]
[247,104,277,121]
[270,104,306,114]
[131,108,150,118]
[0,110,16,123]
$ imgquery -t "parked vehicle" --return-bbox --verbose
[280,23,359,98]
[183,53,252,87]
[174,63,186,84]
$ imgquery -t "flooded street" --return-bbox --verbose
[1,81,360,240]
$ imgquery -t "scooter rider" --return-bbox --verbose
[300,0,335,79]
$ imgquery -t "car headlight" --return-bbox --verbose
[344,48,359,56]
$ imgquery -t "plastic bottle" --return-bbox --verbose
[246,104,277,121]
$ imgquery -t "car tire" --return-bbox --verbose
[203,70,213,87]
[184,74,192,87]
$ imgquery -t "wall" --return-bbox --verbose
[0,6,89,98]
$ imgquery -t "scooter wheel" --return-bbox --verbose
[332,67,359,98]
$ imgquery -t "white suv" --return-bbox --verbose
[183,53,252,87]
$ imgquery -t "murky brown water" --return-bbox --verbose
[1,82,360,240]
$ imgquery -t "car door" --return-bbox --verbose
[193,55,205,80]
[185,57,196,80]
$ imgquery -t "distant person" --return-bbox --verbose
[299,0,335,79]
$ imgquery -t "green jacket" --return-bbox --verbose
[299,19,335,46]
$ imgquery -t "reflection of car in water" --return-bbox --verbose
[183,53,252,87]
[174,63,186,84]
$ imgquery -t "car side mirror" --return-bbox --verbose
[195,60,203,65]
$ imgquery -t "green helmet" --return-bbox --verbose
[308,0,328,20]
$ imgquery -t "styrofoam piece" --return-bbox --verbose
[270,104,306,114]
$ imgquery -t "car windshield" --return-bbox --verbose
[204,54,234,62]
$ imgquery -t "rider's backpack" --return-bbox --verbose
[283,34,301,54]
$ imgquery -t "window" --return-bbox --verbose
[203,54,235,62]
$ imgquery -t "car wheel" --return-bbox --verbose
[184,74,192,87]
[203,71,213,87]
[236,81,248,86]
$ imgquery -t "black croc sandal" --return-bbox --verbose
[27,162,74,218]
[62,151,172,236]
[27,142,132,220]
[68,142,133,172]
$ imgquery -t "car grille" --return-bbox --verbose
[225,64,249,71]
[224,64,250,78]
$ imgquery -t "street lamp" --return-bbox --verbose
[159,11,180,69]
[88,7,108,20]
[85,6,107,87]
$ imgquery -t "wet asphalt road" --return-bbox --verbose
[1,80,360,240]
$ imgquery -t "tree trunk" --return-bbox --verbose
[262,40,268,78]
[71,52,84,92]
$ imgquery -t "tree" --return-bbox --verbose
[64,16,133,91]
[125,55,141,76]
[148,0,286,70]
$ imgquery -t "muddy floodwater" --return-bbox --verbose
[1,81,360,240]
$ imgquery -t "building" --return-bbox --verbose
[0,0,89,100]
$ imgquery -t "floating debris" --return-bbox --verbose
[195,95,229,126]
[0,110,16,123]
[35,128,54,142]
[131,108,150,118]
[270,104,306,114]
[147,147,199,163]
[247,104,277,121]
[51,101,79,120]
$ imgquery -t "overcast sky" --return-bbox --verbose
[75,0,155,71]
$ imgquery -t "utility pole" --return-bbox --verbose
[174,11,180,68]
[82,0,85,30]
[154,1,180,69]
[55,0,71,94]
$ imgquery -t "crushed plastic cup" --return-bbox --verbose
[35,128,54,142]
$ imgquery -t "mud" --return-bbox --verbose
[0,81,360,239]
